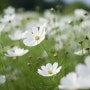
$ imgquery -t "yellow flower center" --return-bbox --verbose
[48,70,52,74]
[34,35,40,40]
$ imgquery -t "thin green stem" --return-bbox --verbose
[81,44,83,56]
[41,43,52,62]
[16,57,27,90]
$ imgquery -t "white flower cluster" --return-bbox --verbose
[0,6,90,89]
[58,56,90,90]
[1,7,90,55]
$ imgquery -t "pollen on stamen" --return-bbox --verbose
[48,70,53,74]
[34,35,40,40]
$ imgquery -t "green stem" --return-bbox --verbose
[16,57,27,90]
[41,43,52,62]
[81,44,83,56]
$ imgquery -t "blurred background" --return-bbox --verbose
[0,0,90,13]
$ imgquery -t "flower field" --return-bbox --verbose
[0,6,90,90]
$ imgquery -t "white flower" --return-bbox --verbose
[4,6,15,15]
[41,51,48,58]
[23,25,46,46]
[5,46,29,57]
[85,56,90,69]
[9,30,27,40]
[77,76,90,89]
[58,72,80,90]
[9,13,24,27]
[54,42,63,51]
[76,63,90,77]
[0,75,6,84]
[76,56,90,77]
[80,20,90,30]
[74,49,88,55]
[75,56,90,89]
[1,14,15,23]
[74,9,88,19]
[37,62,62,77]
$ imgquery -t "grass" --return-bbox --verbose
[0,7,90,90]
[0,32,87,90]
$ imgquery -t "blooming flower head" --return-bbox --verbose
[23,24,46,46]
[1,14,15,23]
[9,29,27,40]
[74,9,88,19]
[0,75,6,84]
[75,56,90,89]
[58,72,80,90]
[37,62,62,77]
[76,56,90,78]
[4,6,15,15]
[2,6,15,23]
[74,49,88,55]
[5,46,29,57]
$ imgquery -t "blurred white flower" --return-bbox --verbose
[54,42,63,51]
[77,76,90,89]
[75,56,90,89]
[0,75,6,84]
[74,9,88,19]
[76,63,90,77]
[74,49,88,55]
[54,36,63,51]
[1,6,15,24]
[85,56,90,68]
[80,20,90,30]
[9,30,27,40]
[10,14,22,27]
[41,51,48,58]
[1,14,15,23]
[44,9,55,19]
[76,56,90,77]
[5,46,29,57]
[38,62,62,77]
[58,72,80,90]
[23,25,46,46]
[4,6,15,15]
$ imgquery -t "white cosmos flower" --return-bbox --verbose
[74,9,88,19]
[23,25,46,46]
[58,72,80,90]
[2,6,15,24]
[76,56,90,77]
[85,56,90,68]
[76,63,90,77]
[75,56,90,89]
[37,62,62,77]
[77,76,90,89]
[1,14,15,23]
[74,49,88,55]
[41,51,48,58]
[4,6,15,15]
[54,41,63,51]
[9,30,27,40]
[80,20,90,30]
[5,46,29,57]
[0,75,6,84]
